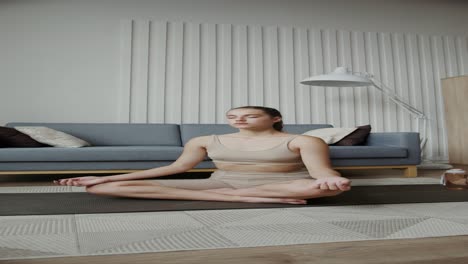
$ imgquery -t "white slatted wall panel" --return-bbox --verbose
[119,20,468,161]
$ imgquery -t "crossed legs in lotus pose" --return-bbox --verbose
[85,178,347,204]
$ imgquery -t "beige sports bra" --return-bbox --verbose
[206,134,305,166]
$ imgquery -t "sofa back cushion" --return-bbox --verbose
[180,124,237,145]
[180,123,333,145]
[6,123,181,146]
[283,124,333,135]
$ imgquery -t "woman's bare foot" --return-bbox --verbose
[240,196,307,204]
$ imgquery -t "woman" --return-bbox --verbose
[55,106,351,204]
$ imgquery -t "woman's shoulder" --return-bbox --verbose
[185,135,215,147]
[289,134,327,147]
[218,133,237,137]
[293,134,327,142]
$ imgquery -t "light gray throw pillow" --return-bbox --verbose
[302,127,357,144]
[14,126,91,148]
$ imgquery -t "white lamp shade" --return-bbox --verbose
[300,67,372,87]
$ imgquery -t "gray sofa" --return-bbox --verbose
[0,123,421,177]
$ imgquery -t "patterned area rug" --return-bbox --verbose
[3,177,466,260]
[1,202,468,260]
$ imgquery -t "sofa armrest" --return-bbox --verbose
[365,132,421,164]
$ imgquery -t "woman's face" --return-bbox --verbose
[226,108,281,130]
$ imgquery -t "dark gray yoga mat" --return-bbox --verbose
[1,185,468,216]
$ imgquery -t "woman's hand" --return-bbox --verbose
[313,176,351,191]
[53,176,109,187]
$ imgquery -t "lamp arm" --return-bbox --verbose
[369,78,428,153]
[369,79,427,119]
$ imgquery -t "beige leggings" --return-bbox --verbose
[151,169,313,190]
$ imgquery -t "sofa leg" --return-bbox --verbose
[403,166,418,177]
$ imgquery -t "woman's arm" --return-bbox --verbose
[104,136,210,182]
[296,135,351,191]
[296,135,341,178]
[55,136,210,186]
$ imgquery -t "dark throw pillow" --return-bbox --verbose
[0,126,50,148]
[331,125,371,146]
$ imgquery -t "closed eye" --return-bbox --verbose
[227,115,260,118]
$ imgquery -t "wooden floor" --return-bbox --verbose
[2,235,468,264]
[1,164,468,263]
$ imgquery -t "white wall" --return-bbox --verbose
[1,0,468,161]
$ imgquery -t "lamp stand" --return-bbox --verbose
[300,67,453,171]
[370,77,452,170]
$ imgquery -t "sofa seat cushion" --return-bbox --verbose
[0,146,184,162]
[329,146,408,159]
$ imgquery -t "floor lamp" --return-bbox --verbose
[300,66,452,170]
